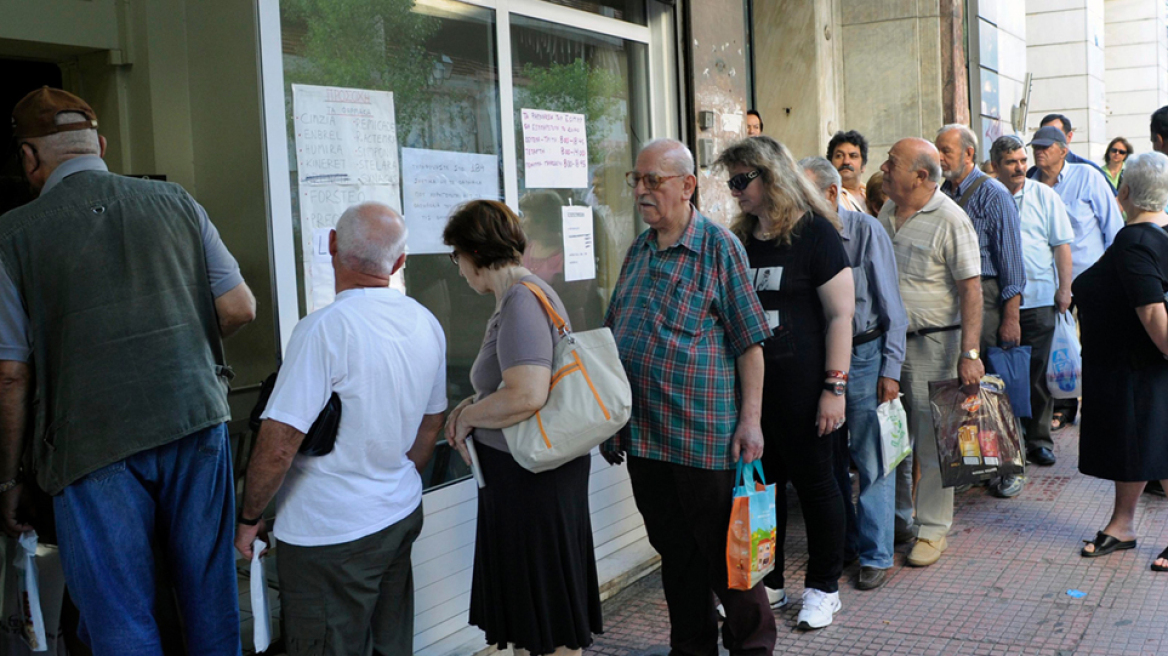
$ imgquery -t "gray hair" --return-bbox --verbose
[29,112,101,165]
[1119,152,1168,212]
[640,138,696,176]
[990,135,1025,166]
[914,151,943,184]
[798,156,841,192]
[335,201,408,276]
[937,124,979,158]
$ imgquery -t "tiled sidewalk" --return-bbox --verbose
[587,422,1168,656]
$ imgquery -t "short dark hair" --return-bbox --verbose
[747,109,763,129]
[442,199,526,270]
[1040,113,1072,133]
[827,130,869,166]
[1152,106,1168,141]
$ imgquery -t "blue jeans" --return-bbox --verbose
[53,424,241,656]
[843,337,896,569]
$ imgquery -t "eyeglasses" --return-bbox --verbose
[625,171,683,191]
[1109,147,1128,155]
[727,169,762,192]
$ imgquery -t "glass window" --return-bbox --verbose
[511,14,650,332]
[540,0,646,25]
[280,0,502,490]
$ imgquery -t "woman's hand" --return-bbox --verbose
[816,391,846,437]
[444,396,475,465]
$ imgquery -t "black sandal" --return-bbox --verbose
[1152,547,1168,572]
[1081,531,1137,558]
[1051,411,1069,432]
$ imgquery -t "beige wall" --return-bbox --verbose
[0,0,276,399]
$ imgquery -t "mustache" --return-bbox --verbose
[637,194,657,207]
[838,164,854,172]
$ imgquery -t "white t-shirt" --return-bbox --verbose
[262,287,447,547]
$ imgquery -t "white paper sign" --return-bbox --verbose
[521,108,588,189]
[293,84,401,312]
[401,148,499,254]
[562,205,596,282]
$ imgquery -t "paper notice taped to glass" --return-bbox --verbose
[521,108,588,189]
[562,205,596,282]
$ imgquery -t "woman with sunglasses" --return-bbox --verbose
[442,200,602,656]
[1103,137,1134,193]
[713,136,855,630]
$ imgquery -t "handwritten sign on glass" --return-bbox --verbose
[521,108,588,189]
[401,148,499,254]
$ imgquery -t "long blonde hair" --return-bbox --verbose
[713,136,841,244]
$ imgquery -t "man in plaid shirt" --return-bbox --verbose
[602,139,775,655]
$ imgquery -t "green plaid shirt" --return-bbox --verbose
[603,210,770,470]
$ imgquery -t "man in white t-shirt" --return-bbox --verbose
[235,201,447,654]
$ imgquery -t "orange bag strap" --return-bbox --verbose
[518,281,569,336]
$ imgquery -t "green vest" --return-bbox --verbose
[0,170,231,494]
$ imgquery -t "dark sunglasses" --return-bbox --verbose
[727,169,761,192]
[1109,147,1128,155]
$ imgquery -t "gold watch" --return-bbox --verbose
[960,349,980,361]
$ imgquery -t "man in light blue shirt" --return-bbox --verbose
[801,157,908,591]
[989,136,1074,497]
[1029,126,1122,431]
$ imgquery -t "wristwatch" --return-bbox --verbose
[960,349,980,361]
[823,381,847,396]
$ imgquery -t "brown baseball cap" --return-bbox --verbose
[11,86,98,139]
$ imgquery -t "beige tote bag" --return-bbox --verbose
[502,282,632,473]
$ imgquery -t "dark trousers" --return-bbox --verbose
[626,457,776,656]
[277,504,424,656]
[834,430,858,562]
[1020,306,1057,451]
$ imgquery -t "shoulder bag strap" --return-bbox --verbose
[518,281,569,335]
[957,174,990,210]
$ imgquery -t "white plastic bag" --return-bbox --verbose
[1047,311,1082,400]
[2,534,66,655]
[878,397,912,477]
[14,531,46,652]
[250,538,272,653]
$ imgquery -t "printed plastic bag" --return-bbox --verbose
[985,345,1032,418]
[1047,311,1082,400]
[14,531,46,652]
[250,538,272,653]
[726,459,777,590]
[2,534,66,655]
[929,376,1026,488]
[877,397,912,477]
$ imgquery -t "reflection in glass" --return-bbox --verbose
[540,0,646,25]
[512,15,650,332]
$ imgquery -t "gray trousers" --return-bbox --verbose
[277,504,424,656]
[895,330,961,542]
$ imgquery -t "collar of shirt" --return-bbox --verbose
[941,164,985,199]
[837,207,856,241]
[890,186,945,232]
[643,206,704,254]
[41,155,108,196]
[335,287,402,302]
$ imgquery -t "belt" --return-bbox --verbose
[853,327,885,346]
[905,324,960,339]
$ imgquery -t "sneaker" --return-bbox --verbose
[991,475,1023,498]
[796,588,841,630]
[767,587,789,609]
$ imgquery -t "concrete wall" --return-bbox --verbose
[1026,0,1108,160]
[1104,0,1168,156]
[0,0,276,394]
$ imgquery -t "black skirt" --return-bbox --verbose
[469,443,603,655]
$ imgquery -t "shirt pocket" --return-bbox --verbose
[902,242,936,281]
[661,279,710,340]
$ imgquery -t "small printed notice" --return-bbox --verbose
[292,84,401,312]
[521,108,588,189]
[562,205,596,282]
[401,148,499,254]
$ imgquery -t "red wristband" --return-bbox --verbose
[825,370,849,382]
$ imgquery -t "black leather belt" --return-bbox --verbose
[853,327,885,346]
[905,324,960,339]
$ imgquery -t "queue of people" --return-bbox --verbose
[4,83,1168,656]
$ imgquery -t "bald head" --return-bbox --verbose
[881,138,942,207]
[334,202,408,277]
[638,138,696,177]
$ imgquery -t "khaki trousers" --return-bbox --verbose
[901,329,961,541]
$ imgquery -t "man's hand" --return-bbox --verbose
[1,484,33,538]
[730,421,764,463]
[877,377,900,404]
[998,316,1021,346]
[1055,289,1072,314]
[958,356,985,387]
[601,449,625,466]
[234,518,270,559]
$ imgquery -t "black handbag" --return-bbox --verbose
[249,371,342,457]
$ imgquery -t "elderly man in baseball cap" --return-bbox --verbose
[0,87,256,655]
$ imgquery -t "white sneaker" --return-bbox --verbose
[767,587,789,609]
[796,588,841,630]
